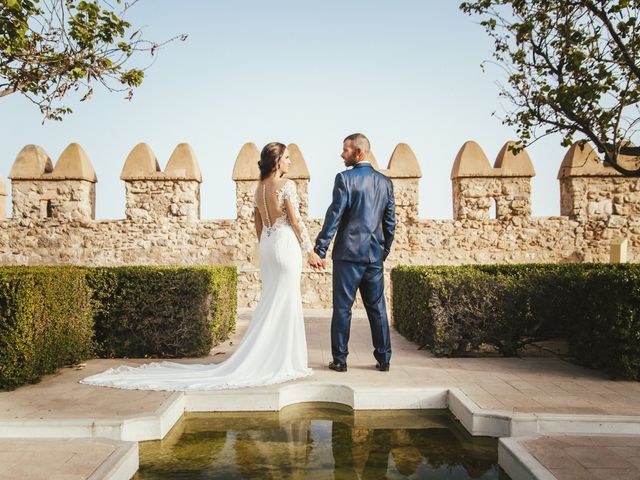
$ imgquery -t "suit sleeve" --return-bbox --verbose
[314,172,348,259]
[382,179,396,261]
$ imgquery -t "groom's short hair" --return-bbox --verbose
[344,133,370,154]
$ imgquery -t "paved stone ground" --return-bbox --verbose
[524,435,640,480]
[1,310,640,479]
[0,438,126,480]
[3,312,639,420]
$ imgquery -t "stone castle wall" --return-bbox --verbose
[0,138,638,309]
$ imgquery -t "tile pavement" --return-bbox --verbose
[523,435,640,480]
[0,438,134,480]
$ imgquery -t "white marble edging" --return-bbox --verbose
[87,438,139,480]
[185,384,448,413]
[0,392,185,442]
[498,436,557,480]
[2,386,640,443]
[447,388,640,438]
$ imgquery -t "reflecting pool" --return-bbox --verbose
[134,403,511,479]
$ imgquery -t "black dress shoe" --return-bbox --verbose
[376,362,390,372]
[328,361,347,372]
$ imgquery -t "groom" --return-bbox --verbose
[308,133,396,372]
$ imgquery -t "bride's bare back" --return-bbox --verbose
[254,177,289,229]
[253,178,313,252]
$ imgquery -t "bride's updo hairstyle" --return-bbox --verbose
[259,142,286,180]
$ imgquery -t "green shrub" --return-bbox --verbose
[392,264,640,380]
[567,265,640,380]
[0,267,93,390]
[0,265,237,390]
[87,266,237,358]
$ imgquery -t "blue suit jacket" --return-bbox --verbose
[314,163,396,263]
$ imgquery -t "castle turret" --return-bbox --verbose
[385,143,422,224]
[121,143,201,222]
[9,143,97,221]
[493,141,535,219]
[232,142,261,223]
[558,141,640,222]
[451,141,534,221]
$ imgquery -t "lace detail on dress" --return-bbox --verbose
[280,180,313,253]
[257,180,312,253]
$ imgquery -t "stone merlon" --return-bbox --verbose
[557,142,613,178]
[165,143,202,182]
[386,143,422,178]
[231,143,311,181]
[232,143,260,181]
[9,143,97,182]
[494,141,535,177]
[8,145,54,179]
[451,140,534,179]
[286,144,310,180]
[120,143,162,180]
[50,143,97,182]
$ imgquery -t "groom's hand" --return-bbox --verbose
[307,251,324,270]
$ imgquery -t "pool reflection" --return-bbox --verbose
[135,403,510,479]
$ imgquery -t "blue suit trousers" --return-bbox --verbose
[331,259,392,365]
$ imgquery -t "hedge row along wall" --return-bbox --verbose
[0,267,93,390]
[0,266,237,390]
[392,264,640,380]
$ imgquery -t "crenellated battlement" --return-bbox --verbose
[120,143,202,222]
[557,142,640,222]
[9,143,96,221]
[0,139,638,308]
[450,141,535,221]
[8,139,627,225]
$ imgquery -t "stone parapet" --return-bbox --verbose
[121,143,201,222]
[9,144,96,221]
[451,141,535,221]
[558,142,640,221]
[0,140,639,308]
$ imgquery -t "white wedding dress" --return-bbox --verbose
[80,179,313,391]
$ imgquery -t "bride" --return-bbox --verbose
[80,142,314,391]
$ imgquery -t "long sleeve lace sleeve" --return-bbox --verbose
[282,180,313,253]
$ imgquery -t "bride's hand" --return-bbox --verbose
[307,251,324,270]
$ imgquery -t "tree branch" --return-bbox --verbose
[0,86,18,98]
[584,0,640,80]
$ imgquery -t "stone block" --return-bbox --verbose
[610,238,628,263]
[587,200,613,217]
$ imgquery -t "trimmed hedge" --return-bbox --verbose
[0,265,237,390]
[0,267,93,390]
[392,264,640,380]
[88,266,237,358]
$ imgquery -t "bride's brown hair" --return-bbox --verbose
[258,142,286,180]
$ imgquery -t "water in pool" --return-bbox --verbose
[134,403,511,479]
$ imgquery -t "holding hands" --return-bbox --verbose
[307,251,325,270]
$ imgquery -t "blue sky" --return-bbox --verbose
[0,0,568,220]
